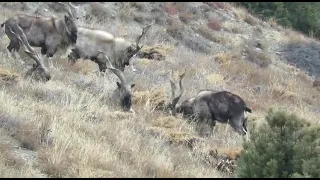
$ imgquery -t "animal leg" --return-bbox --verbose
[242,116,248,134]
[229,116,246,136]
[129,55,137,72]
[96,57,107,72]
[41,46,47,56]
[208,119,217,135]
[45,47,58,69]
[7,38,20,53]
[67,49,80,66]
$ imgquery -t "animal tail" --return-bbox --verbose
[245,106,252,113]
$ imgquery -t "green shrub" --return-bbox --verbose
[236,109,320,178]
[235,2,320,38]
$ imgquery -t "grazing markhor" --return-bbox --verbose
[168,71,252,136]
[67,23,153,72]
[98,51,135,113]
[1,2,78,60]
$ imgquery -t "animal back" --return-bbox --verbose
[78,27,114,43]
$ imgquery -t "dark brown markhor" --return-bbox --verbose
[168,70,252,136]
[1,2,78,59]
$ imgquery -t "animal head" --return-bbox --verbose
[176,98,196,118]
[116,81,135,111]
[98,51,135,112]
[167,70,186,116]
[120,23,153,71]
[26,63,51,82]
[64,15,78,44]
[58,2,79,44]
[8,26,51,82]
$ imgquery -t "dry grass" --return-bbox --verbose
[138,44,175,61]
[166,17,184,40]
[164,3,178,16]
[179,11,195,24]
[0,2,319,178]
[282,28,309,44]
[244,14,258,26]
[244,47,273,68]
[222,21,244,34]
[90,3,110,22]
[207,18,222,31]
[197,25,232,45]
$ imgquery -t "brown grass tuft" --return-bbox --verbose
[0,66,20,82]
[244,47,272,68]
[197,25,219,42]
[206,2,230,10]
[0,143,25,168]
[313,76,320,87]
[133,88,168,111]
[164,3,178,16]
[139,44,175,61]
[64,60,97,75]
[90,3,110,22]
[207,18,222,31]
[244,14,258,26]
[38,147,76,178]
[179,11,194,24]
[166,17,184,39]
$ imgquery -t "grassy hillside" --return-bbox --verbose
[0,2,319,178]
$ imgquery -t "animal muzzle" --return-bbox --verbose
[121,95,132,111]
[70,32,77,44]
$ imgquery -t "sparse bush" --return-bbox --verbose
[179,11,194,24]
[313,76,320,87]
[131,2,145,11]
[206,2,227,10]
[207,18,222,31]
[90,2,111,22]
[222,21,244,34]
[236,109,320,178]
[174,2,188,13]
[166,18,184,40]
[133,12,146,24]
[118,2,134,22]
[138,44,175,61]
[197,25,218,42]
[245,47,272,68]
[244,14,258,26]
[254,25,263,35]
[164,3,177,16]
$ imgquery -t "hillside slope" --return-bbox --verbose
[0,2,319,178]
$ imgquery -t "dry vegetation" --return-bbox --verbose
[0,2,319,178]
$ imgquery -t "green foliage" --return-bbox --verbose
[236,109,320,178]
[235,2,320,38]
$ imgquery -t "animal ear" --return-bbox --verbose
[116,82,121,88]
[131,84,135,88]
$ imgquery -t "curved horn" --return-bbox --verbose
[57,2,74,18]
[171,69,186,108]
[8,26,44,69]
[129,54,138,72]
[169,70,177,102]
[68,2,80,9]
[98,50,126,85]
[135,22,153,49]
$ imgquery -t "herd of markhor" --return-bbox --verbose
[1,2,255,136]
